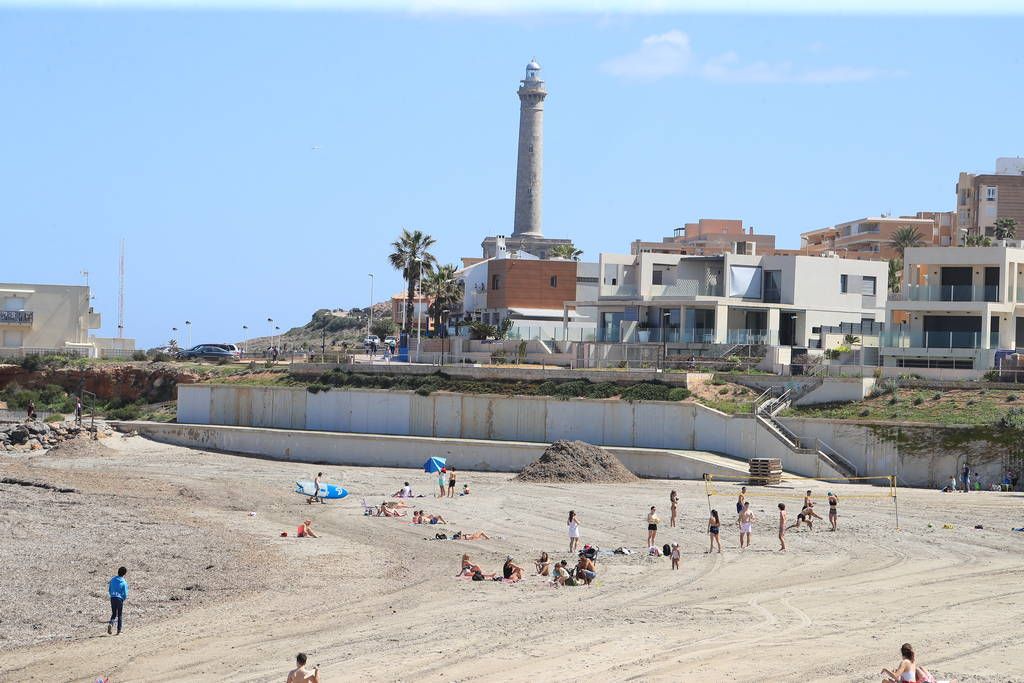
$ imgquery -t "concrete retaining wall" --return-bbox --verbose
[178,385,846,480]
[113,421,751,481]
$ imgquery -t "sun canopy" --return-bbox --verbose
[423,456,447,473]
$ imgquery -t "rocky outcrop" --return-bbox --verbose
[0,363,200,403]
[0,419,114,453]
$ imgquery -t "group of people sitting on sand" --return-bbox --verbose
[880,643,957,683]
[531,548,597,587]
[411,510,447,525]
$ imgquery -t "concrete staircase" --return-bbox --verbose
[753,387,857,479]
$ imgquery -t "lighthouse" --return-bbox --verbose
[512,59,547,238]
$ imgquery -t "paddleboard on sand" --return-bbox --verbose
[295,480,348,499]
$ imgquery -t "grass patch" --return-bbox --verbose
[782,388,1024,426]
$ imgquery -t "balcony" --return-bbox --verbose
[893,285,1000,303]
[881,330,999,350]
[0,310,33,325]
[726,329,778,345]
[649,281,723,298]
[599,284,639,298]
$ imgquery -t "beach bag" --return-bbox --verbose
[662,543,672,557]
[435,533,448,540]
[472,570,485,581]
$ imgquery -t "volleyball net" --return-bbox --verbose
[702,473,896,501]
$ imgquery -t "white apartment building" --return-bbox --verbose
[881,246,1024,372]
[0,282,132,358]
[577,251,887,348]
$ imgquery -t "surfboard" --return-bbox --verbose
[295,480,348,499]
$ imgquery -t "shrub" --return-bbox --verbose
[105,404,142,420]
[983,369,1001,382]
[150,351,170,362]
[667,387,691,401]
[967,399,976,407]
[710,377,725,386]
[718,387,730,395]
[44,413,64,423]
[998,407,1024,431]
[1007,394,1019,402]
[933,393,942,401]
[912,396,924,406]
[888,397,898,406]
[19,355,42,372]
[306,384,331,394]
[131,351,148,361]
[859,408,870,417]
[619,383,672,402]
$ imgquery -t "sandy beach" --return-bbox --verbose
[2,435,1023,682]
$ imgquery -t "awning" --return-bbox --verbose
[507,307,582,319]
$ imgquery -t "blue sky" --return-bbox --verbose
[1,7,1022,347]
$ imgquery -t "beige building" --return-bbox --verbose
[956,158,1024,237]
[631,219,776,257]
[800,212,956,261]
[0,282,130,357]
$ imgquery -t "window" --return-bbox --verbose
[763,270,782,303]
[840,274,849,293]
[491,275,501,290]
[862,276,876,296]
[652,270,664,285]
[549,276,557,288]
[986,187,997,201]
[4,297,26,311]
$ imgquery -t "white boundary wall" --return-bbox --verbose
[178,385,844,479]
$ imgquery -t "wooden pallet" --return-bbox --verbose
[748,458,783,486]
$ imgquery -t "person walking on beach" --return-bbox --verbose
[74,398,83,426]
[669,490,679,527]
[707,509,722,554]
[736,486,747,515]
[646,506,660,548]
[827,492,838,531]
[287,652,320,683]
[777,503,787,552]
[447,467,457,498]
[567,510,581,553]
[437,468,447,498]
[961,462,971,494]
[107,566,128,635]
[309,472,324,505]
[738,502,755,549]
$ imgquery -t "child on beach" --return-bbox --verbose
[670,543,681,569]
[738,502,755,549]
[107,566,128,635]
[707,510,722,554]
[778,503,787,552]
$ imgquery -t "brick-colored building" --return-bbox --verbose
[956,159,1024,237]
[630,218,776,257]
[800,212,956,261]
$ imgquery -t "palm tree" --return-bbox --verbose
[994,217,1017,240]
[388,229,437,333]
[422,264,464,333]
[549,243,583,261]
[963,233,993,247]
[888,258,902,294]
[889,225,925,258]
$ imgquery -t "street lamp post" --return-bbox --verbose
[242,325,248,356]
[662,311,672,370]
[441,309,450,365]
[185,320,192,348]
[367,273,374,337]
[171,327,178,351]
[267,318,274,350]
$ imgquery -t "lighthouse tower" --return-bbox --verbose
[513,59,546,238]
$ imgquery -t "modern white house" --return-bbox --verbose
[0,282,133,358]
[881,246,1024,373]
[569,250,887,349]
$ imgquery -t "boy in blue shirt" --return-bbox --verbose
[107,566,128,635]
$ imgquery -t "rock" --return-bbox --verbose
[8,425,29,445]
[26,422,48,435]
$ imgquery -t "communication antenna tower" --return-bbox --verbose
[117,239,126,339]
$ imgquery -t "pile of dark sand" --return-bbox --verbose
[515,440,639,483]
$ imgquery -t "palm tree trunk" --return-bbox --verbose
[405,273,416,334]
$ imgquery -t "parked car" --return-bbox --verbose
[178,344,239,361]
[384,336,398,348]
[207,343,241,358]
[363,335,380,349]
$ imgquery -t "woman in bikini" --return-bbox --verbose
[646,506,660,548]
[535,551,551,576]
[457,554,495,579]
[669,490,679,528]
[880,643,918,682]
[706,509,722,553]
[827,491,838,531]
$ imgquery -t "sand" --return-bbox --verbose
[1,436,1023,682]
[515,439,638,483]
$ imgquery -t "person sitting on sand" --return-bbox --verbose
[460,483,470,496]
[452,531,490,541]
[880,643,919,682]
[297,520,318,538]
[393,482,413,498]
[458,554,496,579]
[576,554,597,586]
[552,559,572,586]
[502,556,524,582]
[413,511,447,525]
[286,652,320,683]
[535,551,551,576]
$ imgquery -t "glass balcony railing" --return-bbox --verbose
[900,285,999,303]
[599,284,639,298]
[880,330,999,349]
[726,329,778,345]
[0,310,33,324]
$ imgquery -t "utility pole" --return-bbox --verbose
[368,273,374,336]
[117,239,126,338]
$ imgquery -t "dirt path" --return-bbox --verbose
[1,436,1022,681]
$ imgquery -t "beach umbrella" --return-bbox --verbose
[423,456,447,473]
